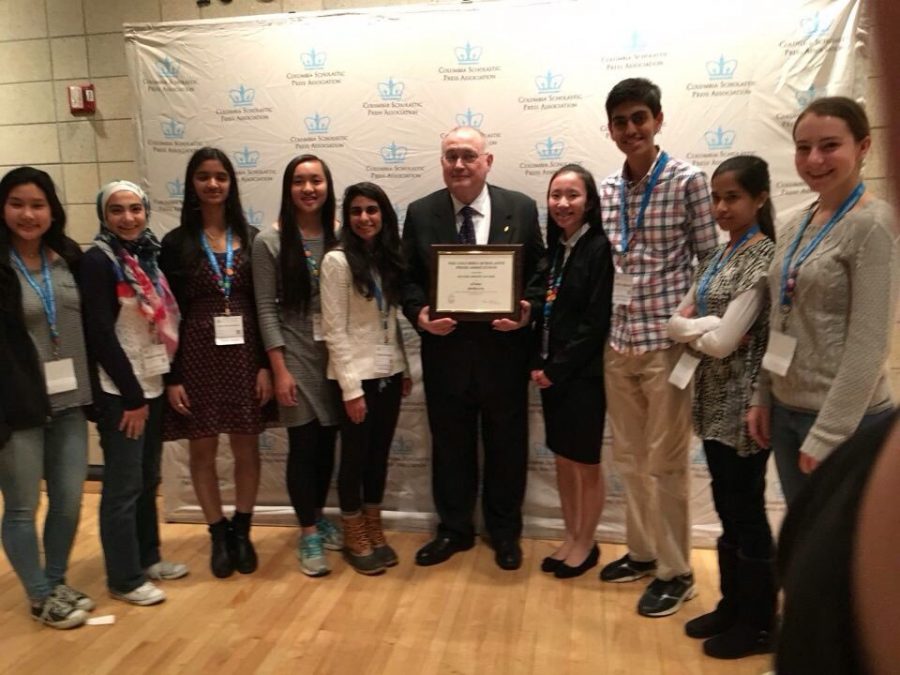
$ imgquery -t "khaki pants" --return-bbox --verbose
[604,344,693,580]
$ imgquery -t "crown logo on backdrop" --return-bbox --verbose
[455,41,482,65]
[166,178,185,198]
[233,146,260,169]
[705,127,736,150]
[625,30,646,52]
[801,11,831,38]
[156,56,180,78]
[455,108,484,128]
[229,85,255,107]
[301,48,327,70]
[160,117,185,139]
[304,113,331,134]
[243,208,264,227]
[706,55,737,80]
[535,70,563,94]
[378,77,405,101]
[380,142,408,164]
[535,137,565,160]
[795,84,818,108]
[390,435,413,457]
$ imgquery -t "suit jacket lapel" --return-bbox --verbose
[433,191,459,244]
[487,185,513,244]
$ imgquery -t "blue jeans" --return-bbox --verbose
[0,407,87,601]
[772,401,895,506]
[96,394,163,593]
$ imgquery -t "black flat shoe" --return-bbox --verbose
[541,556,564,573]
[554,544,600,579]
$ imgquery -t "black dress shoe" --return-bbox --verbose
[415,536,474,566]
[494,539,522,570]
[541,556,564,573]
[554,543,600,579]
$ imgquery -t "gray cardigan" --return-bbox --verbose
[251,225,339,428]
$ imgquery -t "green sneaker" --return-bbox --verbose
[316,517,344,551]
[297,533,330,577]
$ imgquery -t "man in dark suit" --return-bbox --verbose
[402,126,546,570]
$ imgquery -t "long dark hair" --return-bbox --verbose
[711,155,776,241]
[278,154,337,312]
[175,147,251,265]
[0,167,81,310]
[545,163,602,256]
[339,182,405,306]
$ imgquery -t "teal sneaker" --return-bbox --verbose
[316,517,344,551]
[297,533,330,577]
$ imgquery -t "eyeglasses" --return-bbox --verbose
[442,150,485,164]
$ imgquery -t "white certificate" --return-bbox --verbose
[432,246,519,317]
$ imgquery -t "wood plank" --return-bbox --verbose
[0,492,773,674]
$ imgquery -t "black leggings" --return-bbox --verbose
[703,439,774,559]
[337,375,403,513]
[286,420,338,528]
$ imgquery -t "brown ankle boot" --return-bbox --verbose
[363,505,398,567]
[341,513,384,575]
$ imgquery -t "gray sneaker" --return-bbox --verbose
[316,517,344,551]
[31,595,88,629]
[145,561,189,581]
[297,532,331,577]
[52,584,95,612]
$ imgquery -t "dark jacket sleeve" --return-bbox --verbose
[519,196,548,319]
[400,200,430,328]
[542,231,614,386]
[158,229,188,385]
[79,248,146,410]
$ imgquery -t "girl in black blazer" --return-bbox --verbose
[531,164,614,579]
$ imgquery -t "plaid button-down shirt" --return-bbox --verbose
[600,151,718,354]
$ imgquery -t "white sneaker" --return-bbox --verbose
[111,581,166,606]
[145,561,189,580]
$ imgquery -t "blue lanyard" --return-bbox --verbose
[371,274,389,343]
[696,225,760,316]
[200,229,234,306]
[618,151,669,256]
[303,240,320,285]
[543,246,566,321]
[10,246,59,351]
[780,183,865,308]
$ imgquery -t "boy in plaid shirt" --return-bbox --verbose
[597,78,718,618]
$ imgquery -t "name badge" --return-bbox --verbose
[761,330,798,377]
[668,351,700,390]
[142,343,170,377]
[312,313,324,341]
[613,273,634,306]
[214,314,245,346]
[44,358,77,395]
[374,344,393,376]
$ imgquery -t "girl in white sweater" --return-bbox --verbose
[321,182,411,575]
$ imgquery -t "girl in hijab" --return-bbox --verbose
[80,180,188,607]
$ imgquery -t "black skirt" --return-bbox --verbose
[540,376,605,464]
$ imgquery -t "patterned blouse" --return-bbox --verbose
[691,237,774,456]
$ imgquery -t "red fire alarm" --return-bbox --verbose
[68,84,96,115]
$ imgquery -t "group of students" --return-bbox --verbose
[0,75,896,665]
[0,148,411,629]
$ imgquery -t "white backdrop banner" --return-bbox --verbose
[125,0,866,544]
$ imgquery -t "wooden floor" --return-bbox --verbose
[0,493,772,675]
